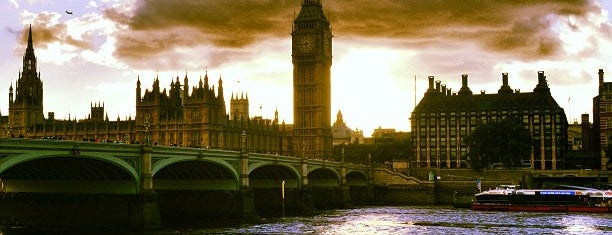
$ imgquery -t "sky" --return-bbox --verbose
[2,0,612,137]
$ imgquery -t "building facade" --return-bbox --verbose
[332,110,364,145]
[2,1,340,158]
[292,0,333,159]
[8,25,44,135]
[592,69,612,170]
[411,72,569,170]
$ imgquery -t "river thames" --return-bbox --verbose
[1,206,611,234]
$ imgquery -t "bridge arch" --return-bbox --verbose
[345,170,368,187]
[0,153,138,193]
[249,163,300,189]
[153,159,239,191]
[308,167,340,187]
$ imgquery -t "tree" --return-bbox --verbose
[332,139,414,165]
[463,117,532,170]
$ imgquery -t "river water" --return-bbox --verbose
[1,206,611,234]
[199,206,612,234]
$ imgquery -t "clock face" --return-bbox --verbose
[297,35,314,53]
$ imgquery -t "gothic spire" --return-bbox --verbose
[23,24,37,73]
[27,24,33,49]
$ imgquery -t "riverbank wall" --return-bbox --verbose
[369,167,611,205]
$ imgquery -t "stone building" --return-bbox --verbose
[411,72,569,170]
[592,69,612,170]
[370,127,410,144]
[568,119,583,151]
[133,73,292,154]
[332,110,364,145]
[566,113,600,169]
[2,1,337,159]
[291,0,333,159]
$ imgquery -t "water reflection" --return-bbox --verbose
[207,206,612,235]
[1,206,610,234]
[561,215,602,234]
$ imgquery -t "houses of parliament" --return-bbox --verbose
[1,0,334,158]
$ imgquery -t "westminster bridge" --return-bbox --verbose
[0,137,375,229]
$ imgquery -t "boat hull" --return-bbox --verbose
[472,203,611,213]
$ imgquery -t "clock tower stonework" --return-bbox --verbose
[292,0,333,159]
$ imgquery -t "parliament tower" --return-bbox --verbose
[9,25,44,136]
[292,0,333,159]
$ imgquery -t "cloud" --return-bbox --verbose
[104,0,603,69]
[15,11,94,52]
[105,0,298,69]
[326,0,600,59]
[9,0,19,9]
[87,1,98,9]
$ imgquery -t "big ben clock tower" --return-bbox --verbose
[292,0,333,159]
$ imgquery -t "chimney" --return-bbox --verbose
[599,69,604,87]
[581,113,589,124]
[441,84,446,95]
[502,73,509,86]
[498,72,512,94]
[538,71,545,84]
[428,76,434,89]
[447,88,452,96]
[425,76,438,96]
[534,71,550,93]
[480,90,486,94]
[436,80,441,93]
[458,74,472,95]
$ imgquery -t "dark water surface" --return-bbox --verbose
[2,206,611,234]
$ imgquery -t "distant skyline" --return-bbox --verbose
[2,0,612,136]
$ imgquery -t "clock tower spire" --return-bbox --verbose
[292,0,333,159]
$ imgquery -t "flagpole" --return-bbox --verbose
[414,74,416,109]
[568,96,572,122]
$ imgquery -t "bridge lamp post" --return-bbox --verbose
[241,131,247,152]
[143,115,151,146]
[3,122,12,138]
[302,139,306,159]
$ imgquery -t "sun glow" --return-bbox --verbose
[332,45,414,135]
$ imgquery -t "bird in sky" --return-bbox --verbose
[65,10,73,15]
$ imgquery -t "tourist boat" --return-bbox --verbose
[472,185,612,213]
